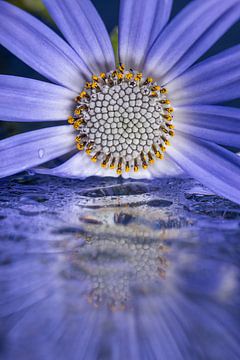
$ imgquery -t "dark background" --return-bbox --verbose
[0,0,240,138]
[1,0,240,77]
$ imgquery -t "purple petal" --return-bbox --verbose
[0,1,90,92]
[149,154,186,178]
[43,0,115,74]
[175,105,240,148]
[168,131,240,204]
[35,152,118,179]
[169,45,240,105]
[119,0,173,70]
[0,126,75,178]
[0,76,77,122]
[144,0,240,83]
[35,152,185,180]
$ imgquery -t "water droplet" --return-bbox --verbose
[18,203,47,216]
[38,149,45,159]
[27,169,35,176]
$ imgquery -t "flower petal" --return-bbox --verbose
[149,154,186,178]
[175,105,240,148]
[0,126,75,178]
[35,152,119,179]
[119,0,173,70]
[0,1,90,92]
[0,76,77,122]
[168,45,240,105]
[43,0,115,74]
[35,152,185,180]
[168,131,240,204]
[144,0,240,83]
[36,152,151,179]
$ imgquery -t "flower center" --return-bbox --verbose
[68,65,174,175]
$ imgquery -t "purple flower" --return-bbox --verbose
[0,0,240,204]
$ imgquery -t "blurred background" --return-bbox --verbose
[0,0,240,140]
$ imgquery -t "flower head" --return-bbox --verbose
[0,0,240,204]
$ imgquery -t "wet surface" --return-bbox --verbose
[0,174,239,360]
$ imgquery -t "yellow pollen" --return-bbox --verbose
[156,151,164,159]
[100,72,106,79]
[76,143,85,151]
[69,64,174,175]
[161,99,171,105]
[164,114,172,121]
[91,152,100,162]
[135,73,143,81]
[150,91,158,97]
[73,119,83,129]
[101,155,111,168]
[117,158,123,175]
[160,88,168,94]
[146,77,153,83]
[152,85,161,91]
[112,70,118,78]
[140,153,148,169]
[75,135,82,143]
[125,73,133,80]
[148,152,155,164]
[85,82,92,89]
[118,64,125,72]
[74,108,81,116]
[92,75,99,82]
[110,158,116,169]
[91,82,99,89]
[125,162,130,172]
[134,159,139,172]
[68,116,75,125]
[86,143,93,155]
[117,73,124,80]
[80,91,87,98]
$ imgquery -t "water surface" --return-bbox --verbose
[0,175,239,359]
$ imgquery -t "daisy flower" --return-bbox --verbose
[0,0,240,204]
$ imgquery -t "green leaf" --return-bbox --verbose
[9,0,52,22]
[110,27,119,64]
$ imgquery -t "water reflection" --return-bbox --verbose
[0,175,240,359]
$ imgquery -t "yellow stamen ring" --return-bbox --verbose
[69,64,174,175]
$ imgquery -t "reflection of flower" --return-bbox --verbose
[1,177,240,359]
[71,234,169,311]
[0,0,240,204]
[65,204,176,311]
